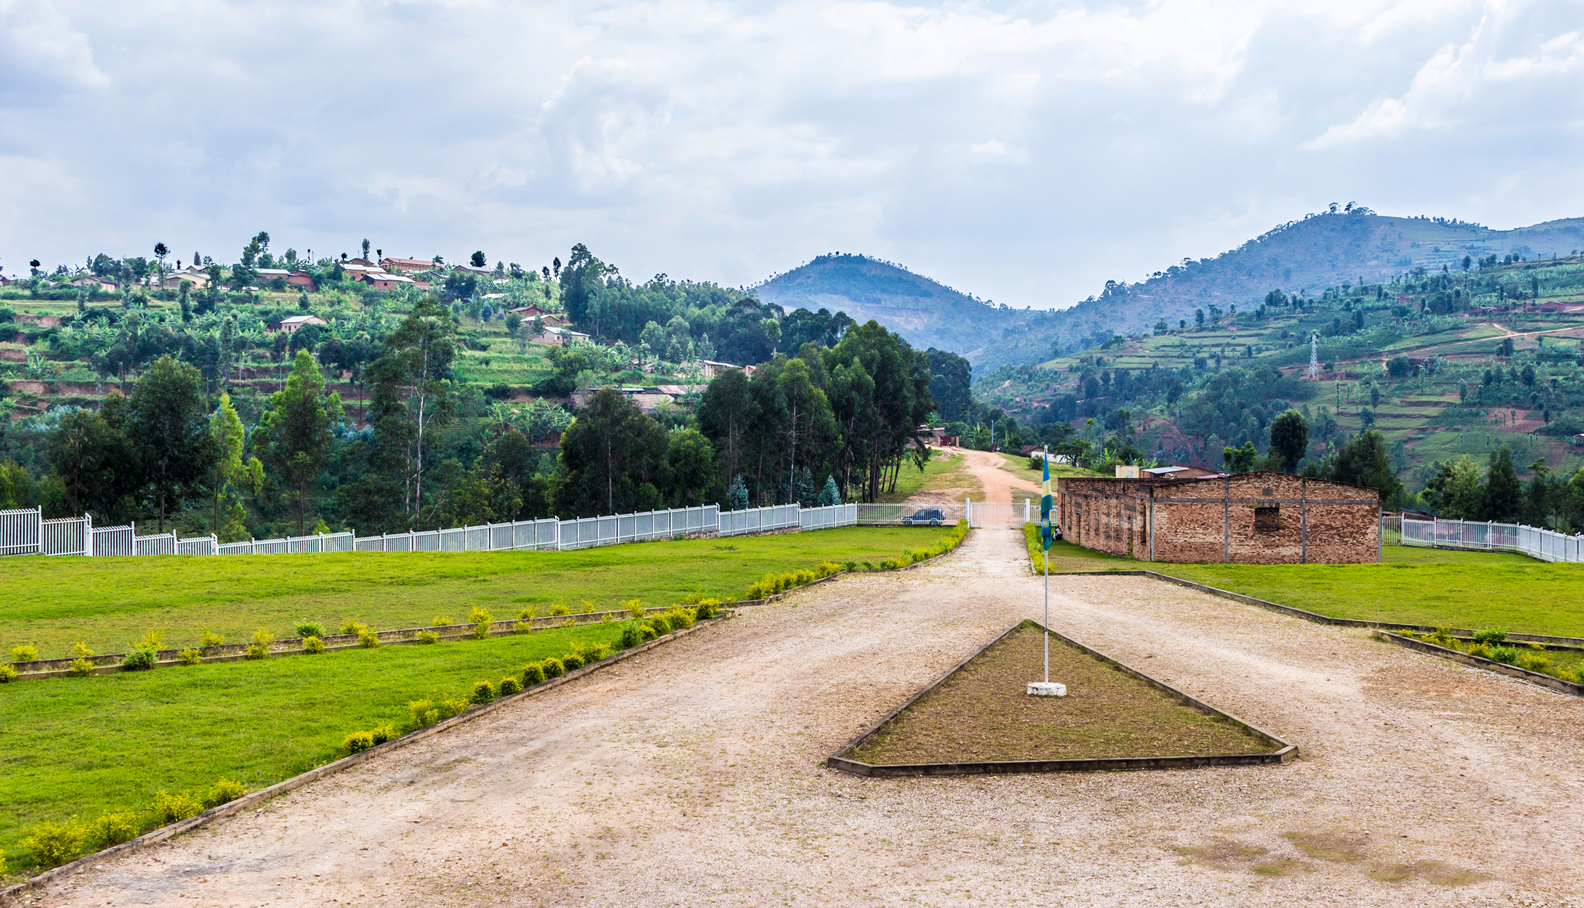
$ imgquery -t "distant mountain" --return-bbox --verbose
[758,211,1584,372]
[754,254,1037,365]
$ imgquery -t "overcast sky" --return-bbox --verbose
[1,0,1580,307]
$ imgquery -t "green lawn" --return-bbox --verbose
[0,527,952,659]
[0,624,624,872]
[880,450,981,503]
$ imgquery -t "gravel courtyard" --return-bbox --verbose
[27,529,1584,907]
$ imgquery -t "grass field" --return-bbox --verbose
[880,449,982,503]
[0,624,624,873]
[0,527,954,660]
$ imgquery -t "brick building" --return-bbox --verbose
[1057,472,1380,564]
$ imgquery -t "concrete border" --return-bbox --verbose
[1372,630,1584,697]
[826,619,1296,778]
[0,612,731,906]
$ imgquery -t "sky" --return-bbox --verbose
[1,0,1581,308]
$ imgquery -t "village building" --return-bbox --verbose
[379,257,438,273]
[277,314,329,334]
[536,325,591,346]
[285,271,317,291]
[1057,471,1380,564]
[360,272,416,291]
[70,276,119,292]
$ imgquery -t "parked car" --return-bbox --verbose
[901,508,944,526]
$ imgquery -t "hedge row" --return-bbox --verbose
[744,520,969,599]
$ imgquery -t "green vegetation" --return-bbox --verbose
[0,527,951,659]
[1394,627,1582,682]
[1023,525,1137,573]
[0,623,624,874]
[881,449,981,503]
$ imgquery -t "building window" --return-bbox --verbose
[1254,506,1280,533]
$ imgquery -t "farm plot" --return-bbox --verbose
[0,527,953,660]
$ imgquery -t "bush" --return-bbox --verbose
[200,628,226,648]
[416,630,439,645]
[1516,650,1554,673]
[154,791,203,824]
[638,624,658,642]
[816,561,844,577]
[1468,643,1493,660]
[88,811,140,847]
[665,607,695,630]
[550,602,570,617]
[408,699,440,729]
[72,642,94,658]
[624,599,646,619]
[471,622,491,641]
[0,664,16,683]
[516,605,538,620]
[339,618,368,636]
[471,680,497,704]
[370,724,397,745]
[21,819,84,867]
[244,643,267,660]
[135,626,167,651]
[176,648,203,665]
[513,621,532,634]
[122,648,158,670]
[469,606,493,626]
[649,615,672,635]
[11,644,38,662]
[205,779,246,808]
[542,657,565,679]
[431,615,453,627]
[302,636,325,654]
[1473,629,1508,646]
[442,697,470,718]
[1490,646,1519,665]
[521,662,546,686]
[694,599,720,620]
[561,653,585,671]
[617,623,644,649]
[68,657,94,677]
[293,620,326,639]
[499,676,522,695]
[357,629,380,648]
[343,731,376,754]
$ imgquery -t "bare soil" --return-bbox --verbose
[24,528,1584,908]
[849,624,1275,764]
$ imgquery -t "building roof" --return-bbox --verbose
[256,268,291,277]
[362,272,415,285]
[279,315,327,326]
[379,257,437,269]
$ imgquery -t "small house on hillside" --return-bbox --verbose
[379,257,437,273]
[159,271,210,290]
[71,276,118,292]
[278,315,328,334]
[697,359,744,379]
[537,325,590,346]
[286,271,316,291]
[361,273,415,291]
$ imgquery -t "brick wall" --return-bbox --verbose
[1057,472,1379,564]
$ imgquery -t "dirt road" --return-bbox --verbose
[30,530,1584,907]
[953,447,1040,502]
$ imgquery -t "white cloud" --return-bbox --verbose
[0,0,1581,307]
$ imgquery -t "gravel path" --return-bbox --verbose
[28,529,1584,907]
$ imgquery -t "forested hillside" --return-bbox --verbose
[0,239,948,540]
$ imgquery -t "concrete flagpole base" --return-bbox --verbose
[1026,681,1067,697]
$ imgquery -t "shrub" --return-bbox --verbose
[521,662,546,686]
[343,731,376,754]
[880,557,904,570]
[370,724,398,745]
[576,600,596,614]
[357,629,380,648]
[252,628,274,647]
[561,653,585,671]
[542,657,565,679]
[154,791,203,824]
[649,615,672,635]
[1490,646,1519,665]
[471,680,497,704]
[67,657,94,677]
[468,605,493,626]
[11,644,38,662]
[88,811,140,847]
[617,623,644,649]
[21,820,84,867]
[339,618,368,636]
[1473,629,1508,646]
[1468,643,1493,660]
[72,642,95,658]
[135,626,167,651]
[516,605,538,620]
[205,779,247,808]
[638,624,658,642]
[550,602,570,617]
[471,622,491,641]
[1425,626,1456,648]
[302,636,325,654]
[122,648,158,670]
[200,628,225,648]
[407,699,440,729]
[293,621,326,639]
[843,560,858,572]
[176,648,203,666]
[624,599,646,619]
[416,630,439,645]
[0,664,16,683]
[431,615,453,628]
[442,697,470,718]
[499,676,522,696]
[816,561,843,577]
[513,621,533,634]
[1516,651,1554,673]
[665,607,695,630]
[694,599,720,619]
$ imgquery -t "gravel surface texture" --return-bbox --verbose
[23,528,1584,908]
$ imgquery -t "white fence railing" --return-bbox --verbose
[1400,516,1584,563]
[966,501,1033,528]
[0,501,877,558]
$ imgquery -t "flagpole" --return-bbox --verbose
[1043,446,1049,684]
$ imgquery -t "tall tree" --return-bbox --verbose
[1482,445,1521,522]
[1267,409,1308,471]
[366,299,456,525]
[697,368,753,487]
[555,389,669,516]
[207,393,263,539]
[1326,429,1402,504]
[48,397,137,523]
[926,348,972,422]
[256,351,341,535]
[128,356,214,531]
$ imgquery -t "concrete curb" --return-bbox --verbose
[0,613,731,905]
[1372,630,1584,697]
[731,527,971,608]
[826,619,1296,778]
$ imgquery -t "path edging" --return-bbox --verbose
[0,613,731,906]
[1372,630,1584,697]
[826,619,1296,778]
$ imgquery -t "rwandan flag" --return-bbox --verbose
[1040,450,1054,551]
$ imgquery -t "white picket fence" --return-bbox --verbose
[1400,516,1584,563]
[0,502,861,558]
